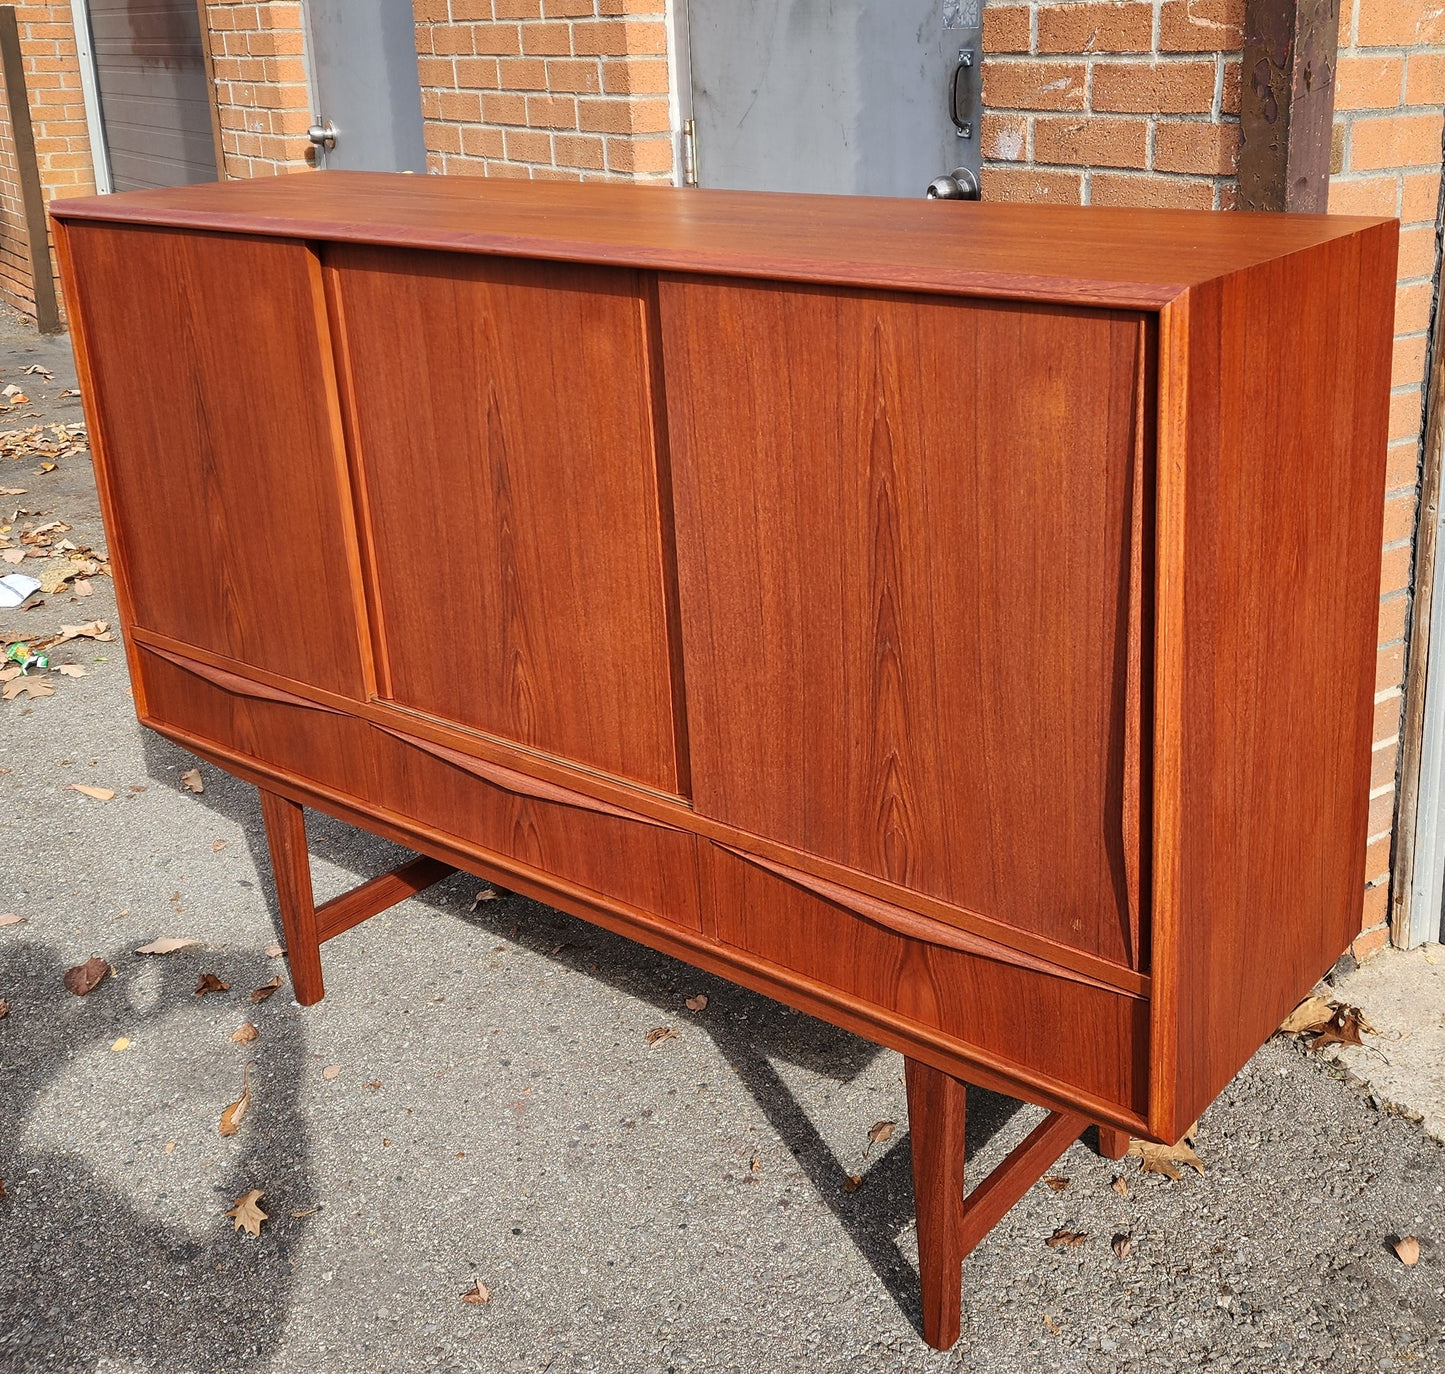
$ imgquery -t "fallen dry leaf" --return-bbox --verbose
[0,1177,6,1201]
[0,999,8,1019]
[366,1080,382,1091]
[73,578,93,596]
[1112,1233,1133,1259]
[195,972,230,996]
[64,956,110,996]
[1309,1004,1375,1052]
[41,620,111,649]
[56,663,86,676]
[224,1188,267,1237]
[212,840,227,852]
[219,1067,251,1137]
[111,1037,130,1052]
[322,1064,341,1081]
[251,975,283,1004]
[0,913,24,926]
[645,1026,676,1047]
[0,486,25,495]
[867,1120,896,1150]
[4,677,52,700]
[134,937,196,956]
[1,548,23,564]
[468,887,500,910]
[460,1278,492,1305]
[164,1142,176,1154]
[1043,1314,1062,1335]
[1046,1228,1089,1249]
[1127,1134,1205,1181]
[1394,1236,1421,1266]
[264,944,284,958]
[290,1206,319,1218]
[69,784,114,801]
[1111,1175,1130,1198]
[231,1022,259,1044]
[1043,1175,1070,1192]
[179,768,204,794]
[842,1174,863,1193]
[685,993,708,1012]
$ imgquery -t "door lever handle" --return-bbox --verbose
[950,49,975,137]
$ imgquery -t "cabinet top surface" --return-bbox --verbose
[51,171,1391,308]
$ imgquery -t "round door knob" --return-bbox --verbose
[307,121,338,151]
[925,168,980,200]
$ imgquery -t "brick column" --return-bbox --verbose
[412,0,672,180]
[200,0,315,176]
[1330,0,1445,958]
[978,0,1244,206]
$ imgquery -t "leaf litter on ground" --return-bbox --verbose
[63,956,110,996]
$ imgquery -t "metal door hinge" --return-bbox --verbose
[682,118,698,187]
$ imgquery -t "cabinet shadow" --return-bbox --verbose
[138,730,1031,1343]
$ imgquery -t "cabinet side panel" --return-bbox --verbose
[59,223,367,699]
[1164,222,1398,1138]
[327,245,684,795]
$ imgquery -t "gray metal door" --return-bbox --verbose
[84,0,217,191]
[305,0,427,173]
[684,0,982,197]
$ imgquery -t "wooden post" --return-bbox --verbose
[0,6,60,333]
[258,788,326,1005]
[904,1058,968,1351]
[1237,0,1340,212]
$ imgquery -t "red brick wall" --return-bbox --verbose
[979,0,1244,206]
[411,0,672,180]
[1329,0,1445,957]
[199,0,314,176]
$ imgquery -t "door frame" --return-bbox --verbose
[71,0,227,194]
[665,0,692,186]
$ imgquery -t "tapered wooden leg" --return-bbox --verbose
[904,1057,967,1351]
[258,787,325,1006]
[1097,1125,1130,1160]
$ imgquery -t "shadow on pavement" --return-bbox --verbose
[0,935,311,1368]
[136,727,1030,1344]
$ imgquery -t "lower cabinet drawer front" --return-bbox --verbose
[703,843,1148,1115]
[137,649,702,931]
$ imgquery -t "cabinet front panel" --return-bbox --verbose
[64,224,368,699]
[664,279,1147,967]
[328,247,685,796]
[136,646,704,932]
[703,844,1148,1115]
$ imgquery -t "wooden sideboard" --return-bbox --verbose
[51,176,1396,1350]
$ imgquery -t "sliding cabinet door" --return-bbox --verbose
[63,224,367,699]
[328,247,685,795]
[663,278,1150,968]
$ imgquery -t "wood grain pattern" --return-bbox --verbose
[716,845,1134,995]
[314,855,455,943]
[49,172,1390,310]
[327,245,683,792]
[258,789,325,1006]
[702,842,1149,1115]
[903,1059,967,1350]
[59,223,368,698]
[1160,219,1399,1140]
[666,279,1147,967]
[136,645,703,934]
[52,181,1399,1342]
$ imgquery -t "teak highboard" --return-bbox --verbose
[51,175,1396,1350]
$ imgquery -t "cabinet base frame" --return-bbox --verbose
[905,1059,1100,1349]
[258,786,454,1004]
